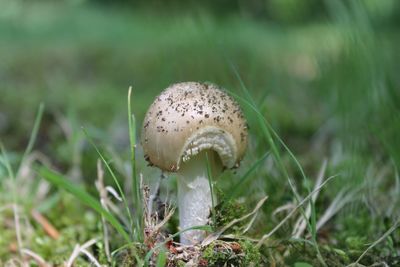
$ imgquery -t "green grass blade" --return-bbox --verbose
[229,67,289,180]
[205,152,216,227]
[263,118,325,262]
[111,242,143,265]
[230,63,256,107]
[223,151,270,203]
[20,103,44,163]
[38,166,131,243]
[227,88,307,193]
[128,86,143,242]
[294,262,313,267]
[82,127,134,238]
[354,216,400,265]
[0,144,15,180]
[229,70,326,266]
[0,143,23,253]
[156,250,167,267]
[1,103,44,254]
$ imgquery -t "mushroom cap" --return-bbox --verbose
[141,82,248,172]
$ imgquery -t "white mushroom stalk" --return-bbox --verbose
[141,82,248,245]
[177,150,215,244]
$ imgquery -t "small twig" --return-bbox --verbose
[31,210,60,240]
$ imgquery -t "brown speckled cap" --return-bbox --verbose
[141,82,248,172]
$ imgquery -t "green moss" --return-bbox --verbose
[240,240,261,266]
[201,240,261,266]
[268,240,370,267]
[176,260,186,267]
[201,242,228,266]
[211,190,246,233]
[345,236,368,250]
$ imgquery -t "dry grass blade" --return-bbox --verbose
[257,174,338,248]
[105,186,123,201]
[66,238,99,267]
[142,182,176,251]
[272,203,296,218]
[95,160,111,263]
[1,144,23,256]
[242,211,259,235]
[292,159,327,238]
[4,258,26,267]
[152,207,176,236]
[220,234,260,242]
[21,249,49,267]
[202,196,268,247]
[316,187,359,231]
[80,248,103,267]
[9,204,22,256]
[348,217,400,266]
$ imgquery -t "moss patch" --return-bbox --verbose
[200,240,261,266]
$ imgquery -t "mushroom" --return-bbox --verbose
[141,82,248,245]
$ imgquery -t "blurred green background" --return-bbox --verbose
[1,0,400,264]
[2,0,400,176]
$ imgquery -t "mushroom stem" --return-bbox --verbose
[177,151,217,245]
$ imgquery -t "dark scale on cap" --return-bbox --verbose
[144,154,153,165]
[141,81,248,171]
[240,132,246,142]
